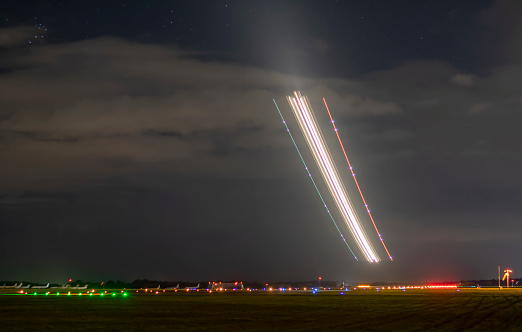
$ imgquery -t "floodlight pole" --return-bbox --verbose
[498,266,501,289]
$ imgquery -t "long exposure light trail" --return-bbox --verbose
[287,92,379,262]
[273,99,358,261]
[323,98,393,261]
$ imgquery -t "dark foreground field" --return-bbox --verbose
[1,288,521,331]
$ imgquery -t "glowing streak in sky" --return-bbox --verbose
[287,92,379,262]
[323,98,393,261]
[273,99,358,261]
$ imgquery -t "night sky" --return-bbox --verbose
[1,0,521,284]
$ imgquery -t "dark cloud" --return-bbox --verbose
[0,36,404,193]
[0,26,36,47]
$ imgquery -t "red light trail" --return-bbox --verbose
[323,98,393,261]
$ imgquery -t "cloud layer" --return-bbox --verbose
[0,36,406,192]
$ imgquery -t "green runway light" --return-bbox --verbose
[56,293,60,296]
[89,293,93,296]
[79,293,82,296]
[123,293,127,296]
[112,293,116,296]
[100,293,104,296]
[33,293,37,296]
[67,292,71,296]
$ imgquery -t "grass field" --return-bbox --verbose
[1,288,521,331]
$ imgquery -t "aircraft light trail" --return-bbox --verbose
[287,92,379,262]
[323,98,393,261]
[273,99,358,261]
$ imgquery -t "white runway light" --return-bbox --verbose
[287,92,380,262]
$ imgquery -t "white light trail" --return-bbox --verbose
[273,99,358,261]
[287,92,380,262]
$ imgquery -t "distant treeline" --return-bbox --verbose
[2,278,519,288]
[0,279,338,289]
